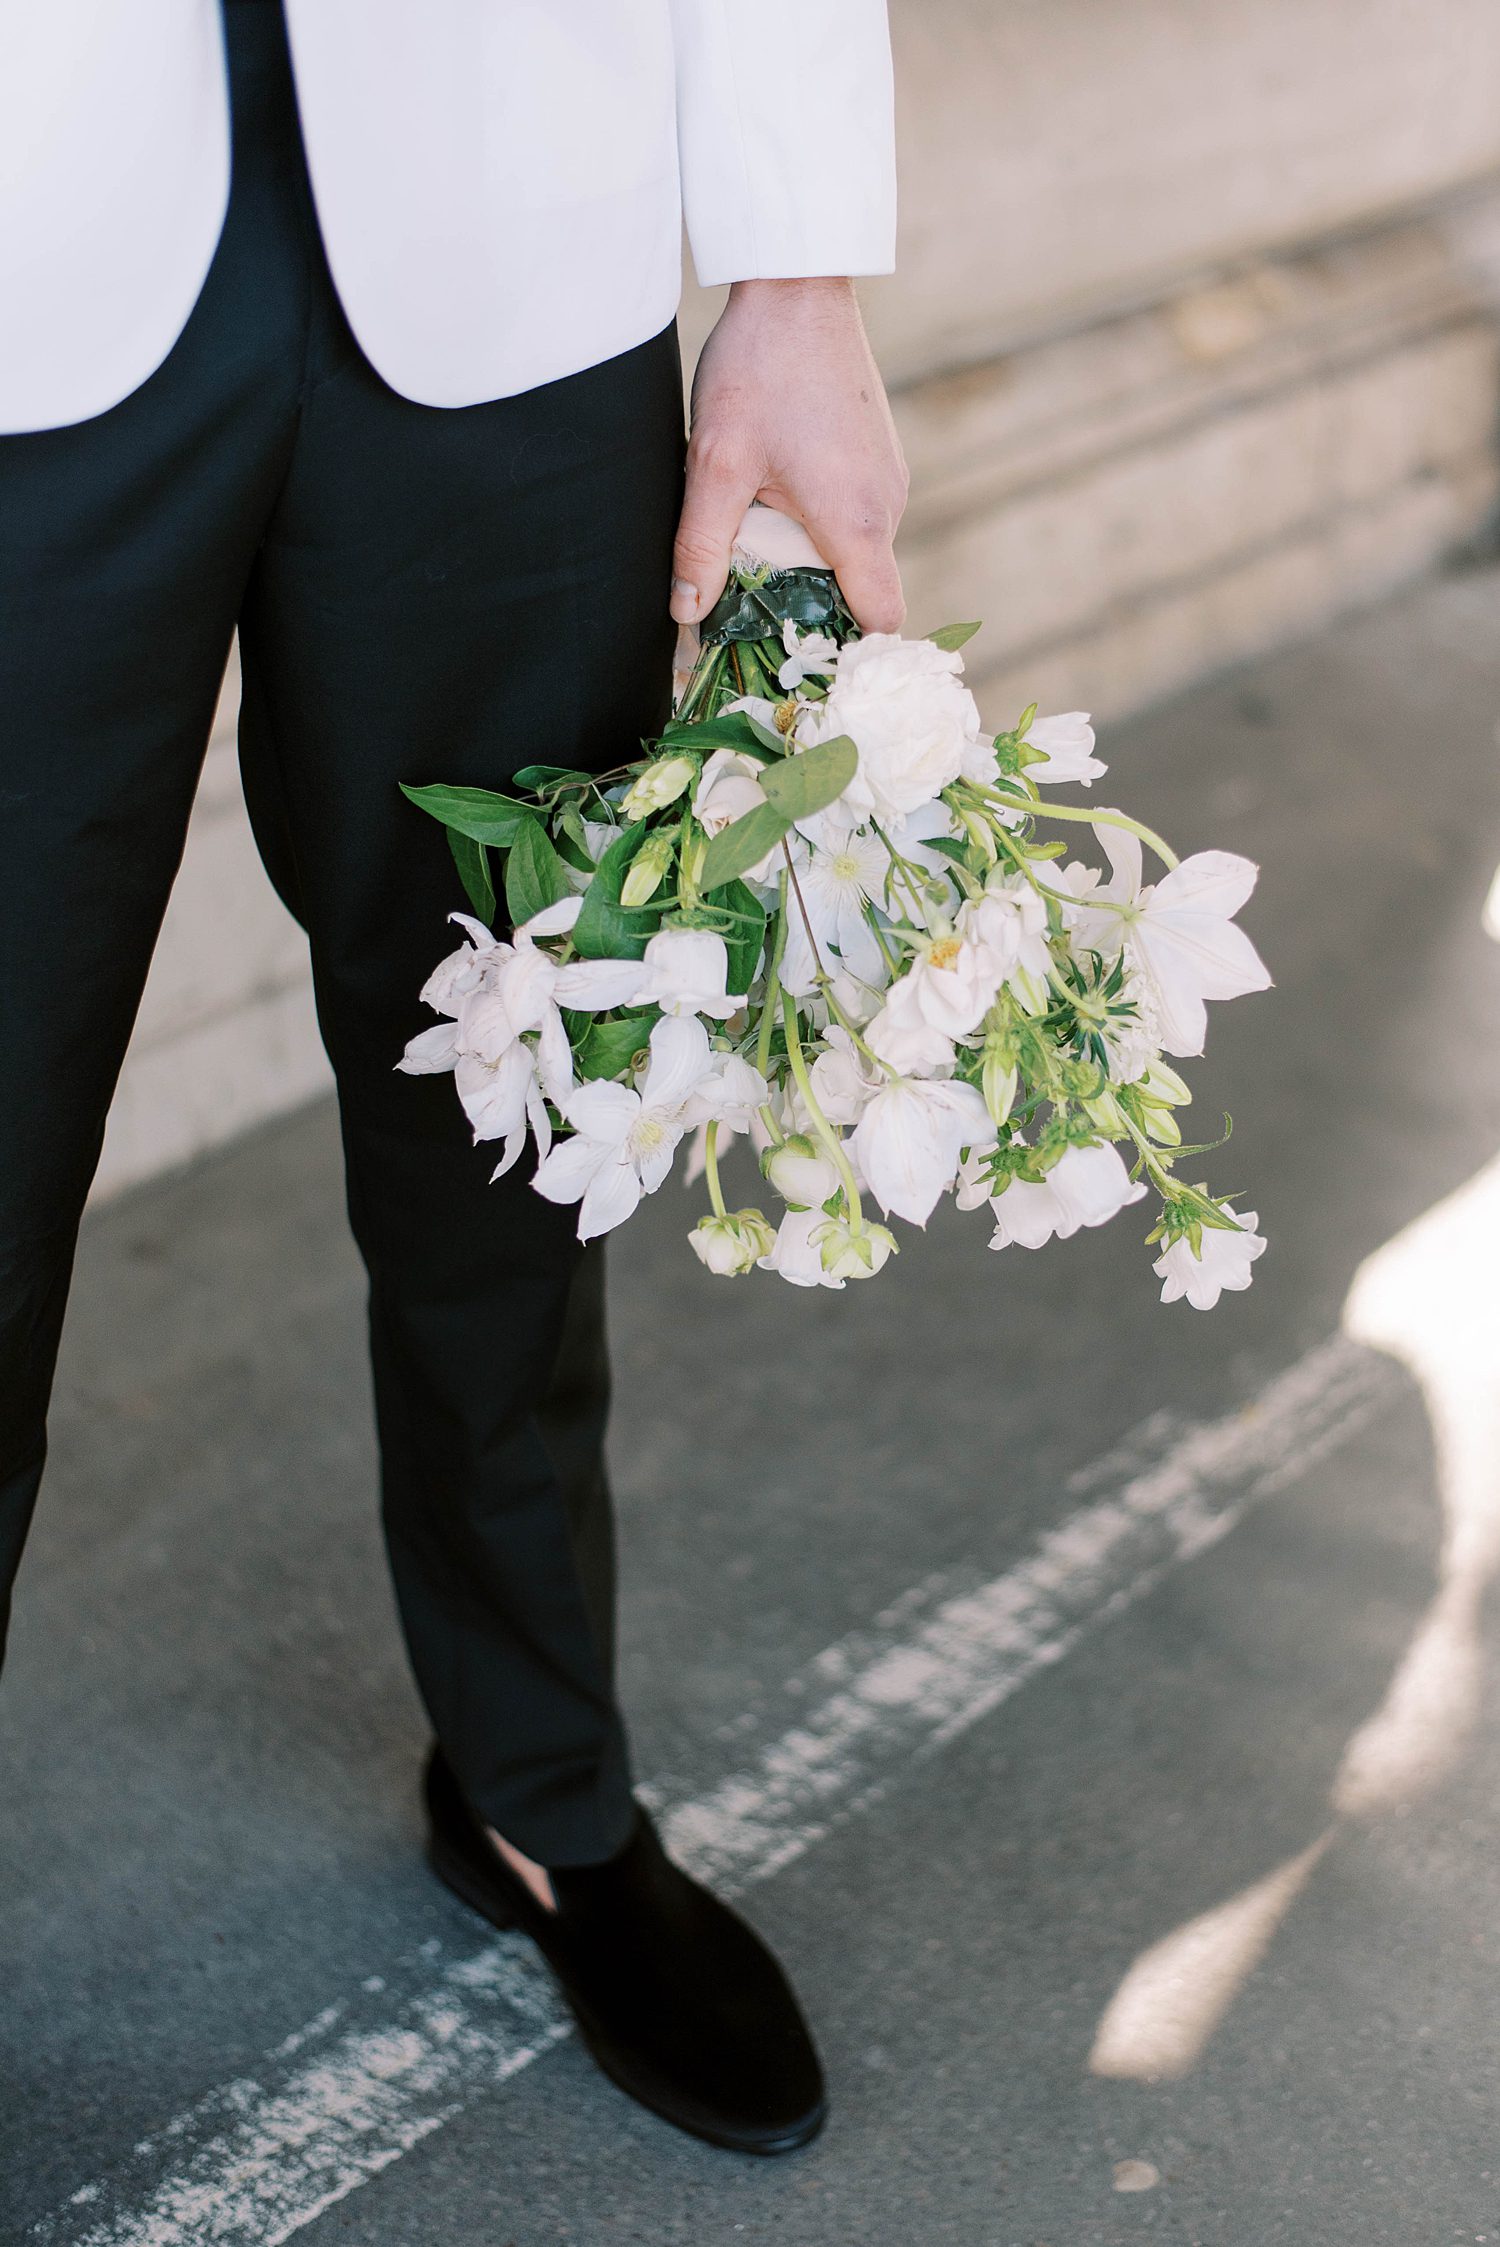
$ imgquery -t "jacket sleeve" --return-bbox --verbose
[669,0,896,285]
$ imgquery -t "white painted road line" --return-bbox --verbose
[31,1333,1400,2247]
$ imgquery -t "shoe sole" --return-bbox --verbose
[425,1835,827,2157]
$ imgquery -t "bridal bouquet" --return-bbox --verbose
[400,510,1270,1307]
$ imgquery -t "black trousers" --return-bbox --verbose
[0,0,684,1863]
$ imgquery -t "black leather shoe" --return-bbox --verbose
[423,1747,826,2154]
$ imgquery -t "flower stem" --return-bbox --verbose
[1120,1109,1179,1197]
[814,972,893,1075]
[781,993,864,1231]
[755,872,790,1082]
[979,789,1180,871]
[703,1122,728,1218]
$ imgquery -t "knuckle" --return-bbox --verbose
[673,527,725,570]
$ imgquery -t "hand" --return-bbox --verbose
[672,277,909,635]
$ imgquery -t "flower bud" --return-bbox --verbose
[981,1050,1018,1128]
[620,753,696,824]
[688,1209,776,1276]
[1142,1060,1191,1107]
[764,1133,841,1212]
[1080,1088,1127,1136]
[958,803,999,866]
[815,1217,898,1282]
[620,831,675,908]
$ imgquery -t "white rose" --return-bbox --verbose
[693,747,767,837]
[801,633,983,825]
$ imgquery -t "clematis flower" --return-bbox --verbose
[410,911,501,1020]
[850,1074,992,1225]
[865,973,958,1076]
[1050,826,1271,1058]
[757,1206,845,1289]
[778,621,839,690]
[778,827,890,996]
[1154,1208,1265,1308]
[454,1041,556,1180]
[399,899,643,1117]
[533,1015,712,1240]
[982,1141,1146,1251]
[682,1050,769,1129]
[633,927,745,1020]
[808,1028,885,1124]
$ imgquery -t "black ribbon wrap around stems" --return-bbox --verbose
[697,564,858,649]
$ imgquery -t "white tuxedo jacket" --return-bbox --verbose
[0,1,895,435]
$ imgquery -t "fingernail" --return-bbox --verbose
[671,577,699,619]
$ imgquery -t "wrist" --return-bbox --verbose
[726,276,855,308]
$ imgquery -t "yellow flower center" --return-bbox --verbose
[831,851,863,883]
[775,699,799,735]
[632,1115,666,1152]
[929,936,963,970]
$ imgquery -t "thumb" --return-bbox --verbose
[671,441,760,625]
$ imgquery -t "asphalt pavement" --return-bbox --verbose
[3,564,1500,2247]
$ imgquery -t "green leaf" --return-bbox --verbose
[659,711,783,758]
[447,828,495,921]
[504,816,573,928]
[402,782,533,848]
[713,879,769,994]
[698,800,792,891]
[758,735,858,821]
[572,823,662,960]
[576,1008,660,1082]
[511,763,595,793]
[928,620,982,652]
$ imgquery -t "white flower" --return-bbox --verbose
[398,1020,463,1074]
[889,796,970,884]
[808,1028,885,1123]
[411,911,501,1019]
[778,827,890,996]
[1055,826,1271,1058]
[1154,1208,1266,1309]
[620,752,696,823]
[453,1041,557,1179]
[863,873,1051,1075]
[693,747,768,838]
[816,1216,897,1281]
[682,1050,769,1129]
[1021,711,1106,786]
[719,692,784,732]
[865,974,957,1076]
[801,632,982,825]
[851,1074,992,1225]
[765,1133,842,1210]
[400,899,642,1125]
[462,896,645,1093]
[984,1141,1147,1250]
[633,927,745,1020]
[971,880,1053,1002]
[532,1015,711,1240]
[758,1206,845,1289]
[689,1208,777,1276]
[778,621,839,690]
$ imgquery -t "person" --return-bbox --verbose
[0,0,907,2156]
